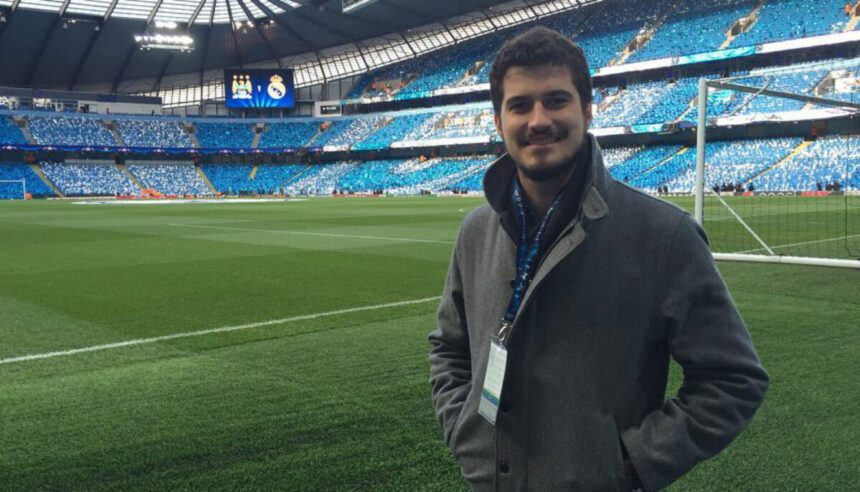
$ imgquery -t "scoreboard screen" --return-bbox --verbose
[225,69,295,108]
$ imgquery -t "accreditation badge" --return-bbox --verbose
[478,337,508,426]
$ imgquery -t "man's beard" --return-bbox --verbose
[514,128,583,183]
[516,157,576,183]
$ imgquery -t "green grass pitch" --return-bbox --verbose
[1,196,857,490]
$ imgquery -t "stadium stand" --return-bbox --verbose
[335,156,494,194]
[442,156,496,192]
[27,116,115,147]
[251,164,309,193]
[606,145,684,185]
[40,161,139,196]
[749,135,860,191]
[667,137,802,192]
[283,162,359,195]
[200,164,255,194]
[419,108,497,141]
[314,117,386,149]
[601,145,644,169]
[0,118,28,145]
[627,0,757,63]
[195,122,254,148]
[735,70,831,114]
[731,0,856,48]
[593,81,676,128]
[115,119,192,148]
[0,163,54,198]
[352,113,436,150]
[0,1,856,199]
[258,121,320,148]
[568,0,671,68]
[126,162,212,196]
[634,78,703,124]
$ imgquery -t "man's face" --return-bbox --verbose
[494,64,592,182]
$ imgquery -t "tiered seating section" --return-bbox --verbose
[352,113,435,151]
[40,161,139,196]
[2,1,858,200]
[195,122,254,148]
[667,137,802,192]
[9,60,845,154]
[628,0,756,63]
[2,133,856,199]
[314,117,386,149]
[251,164,308,193]
[259,121,319,148]
[283,162,358,195]
[28,116,115,147]
[0,118,28,145]
[0,163,54,198]
[730,0,856,48]
[200,164,254,194]
[347,0,853,99]
[604,136,859,193]
[126,162,211,196]
[751,136,860,191]
[116,119,191,148]
[335,156,493,194]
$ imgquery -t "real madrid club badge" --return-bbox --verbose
[268,75,286,100]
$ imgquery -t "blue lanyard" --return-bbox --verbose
[501,179,563,331]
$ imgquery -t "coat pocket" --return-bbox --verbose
[613,419,641,491]
[448,386,476,452]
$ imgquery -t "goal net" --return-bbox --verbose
[694,62,860,269]
[0,179,26,200]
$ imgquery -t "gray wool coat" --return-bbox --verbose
[428,134,769,491]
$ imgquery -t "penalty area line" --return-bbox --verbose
[737,233,860,254]
[0,296,442,366]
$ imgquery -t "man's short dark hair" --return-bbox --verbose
[489,26,592,114]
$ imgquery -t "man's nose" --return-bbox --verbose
[528,103,552,129]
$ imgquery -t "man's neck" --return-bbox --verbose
[517,165,576,219]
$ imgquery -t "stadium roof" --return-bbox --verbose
[0,0,520,92]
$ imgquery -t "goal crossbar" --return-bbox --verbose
[708,80,860,111]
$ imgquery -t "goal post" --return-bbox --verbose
[695,73,860,269]
[0,179,26,200]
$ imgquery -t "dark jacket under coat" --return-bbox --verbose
[428,134,769,491]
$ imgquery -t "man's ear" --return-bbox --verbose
[494,112,503,142]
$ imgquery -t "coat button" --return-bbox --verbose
[500,461,510,473]
[509,279,515,288]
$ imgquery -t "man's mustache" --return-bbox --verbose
[518,129,568,145]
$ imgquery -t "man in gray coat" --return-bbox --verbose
[428,26,769,491]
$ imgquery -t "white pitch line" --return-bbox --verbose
[737,233,860,254]
[168,223,455,245]
[0,296,442,365]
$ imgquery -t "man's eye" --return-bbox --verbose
[509,102,530,113]
[545,97,569,109]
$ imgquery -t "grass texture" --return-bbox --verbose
[0,196,857,490]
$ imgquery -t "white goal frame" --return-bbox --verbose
[694,77,860,269]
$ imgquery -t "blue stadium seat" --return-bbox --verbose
[40,161,140,196]
[0,163,55,198]
[116,119,192,148]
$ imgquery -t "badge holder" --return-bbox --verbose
[478,335,508,426]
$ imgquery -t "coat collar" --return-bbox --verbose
[482,132,611,223]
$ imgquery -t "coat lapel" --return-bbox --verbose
[512,184,609,327]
